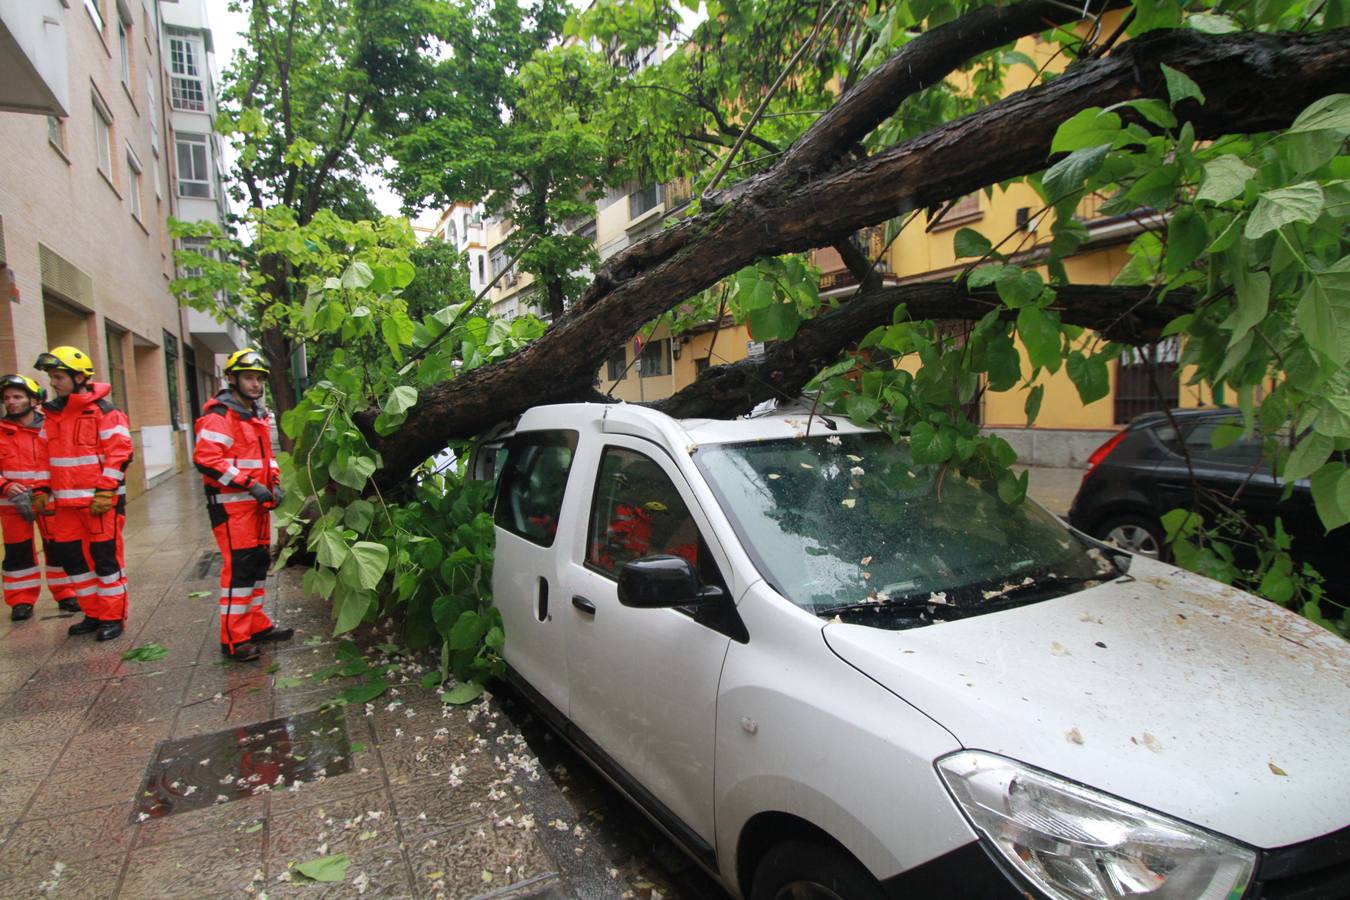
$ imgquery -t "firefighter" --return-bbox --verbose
[34,347,134,640]
[1,374,82,620]
[193,348,292,662]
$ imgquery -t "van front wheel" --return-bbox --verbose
[750,840,886,900]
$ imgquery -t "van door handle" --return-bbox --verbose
[572,596,596,615]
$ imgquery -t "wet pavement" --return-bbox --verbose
[0,472,633,899]
[1019,464,1084,517]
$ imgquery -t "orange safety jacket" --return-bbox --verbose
[193,390,278,500]
[41,383,133,508]
[0,412,50,506]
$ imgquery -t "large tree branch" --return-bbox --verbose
[363,28,1350,488]
[652,282,1192,419]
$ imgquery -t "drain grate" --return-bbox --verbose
[133,706,352,820]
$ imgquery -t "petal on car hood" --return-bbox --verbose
[822,557,1350,849]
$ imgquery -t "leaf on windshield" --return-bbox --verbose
[846,455,863,462]
[800,463,814,470]
[1066,727,1085,745]
[860,556,873,565]
[767,473,780,480]
[850,466,865,476]
[840,498,856,508]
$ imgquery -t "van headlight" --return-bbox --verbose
[936,751,1256,899]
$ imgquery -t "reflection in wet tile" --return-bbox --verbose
[119,830,264,897]
[28,760,147,817]
[0,803,134,880]
[135,706,353,819]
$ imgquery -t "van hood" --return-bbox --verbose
[822,558,1350,849]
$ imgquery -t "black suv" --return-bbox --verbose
[1067,409,1347,596]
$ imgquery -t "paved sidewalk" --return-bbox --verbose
[0,471,623,899]
[1018,464,1085,517]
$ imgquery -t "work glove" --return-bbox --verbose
[89,490,116,516]
[11,489,36,523]
[271,483,285,506]
[247,482,275,506]
[31,491,50,516]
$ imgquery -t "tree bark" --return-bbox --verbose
[362,27,1350,488]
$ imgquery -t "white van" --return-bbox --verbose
[481,402,1350,900]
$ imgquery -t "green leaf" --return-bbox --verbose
[329,454,377,490]
[441,681,485,705]
[1160,64,1205,108]
[421,671,445,690]
[275,675,306,689]
[1187,12,1239,33]
[1287,93,1350,135]
[1163,207,1207,278]
[1024,384,1045,426]
[747,301,801,342]
[1297,258,1350,366]
[1285,432,1333,481]
[345,542,390,591]
[310,529,349,569]
[384,385,418,416]
[1196,155,1256,205]
[333,588,373,635]
[845,394,881,424]
[449,610,488,651]
[953,228,992,258]
[1043,144,1110,200]
[121,643,168,663]
[303,566,338,601]
[1244,182,1325,239]
[1017,306,1062,372]
[340,262,373,289]
[187,590,212,599]
[343,499,376,532]
[909,422,954,465]
[1210,422,1245,451]
[1222,269,1270,342]
[997,469,1028,505]
[1066,352,1110,404]
[1309,462,1350,533]
[295,854,350,883]
[338,677,389,705]
[1050,109,1121,153]
[995,267,1044,309]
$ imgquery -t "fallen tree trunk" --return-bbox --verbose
[362,27,1350,488]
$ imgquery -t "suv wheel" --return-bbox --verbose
[1095,514,1164,558]
[750,840,885,900]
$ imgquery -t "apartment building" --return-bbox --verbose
[0,0,238,498]
[429,201,490,296]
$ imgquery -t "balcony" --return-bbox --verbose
[0,0,70,117]
[186,306,247,354]
[811,226,894,293]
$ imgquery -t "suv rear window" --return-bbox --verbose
[494,430,578,546]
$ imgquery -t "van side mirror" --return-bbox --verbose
[617,555,725,609]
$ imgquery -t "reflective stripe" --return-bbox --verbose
[210,492,254,504]
[53,489,96,500]
[101,467,124,481]
[199,429,234,446]
[97,572,123,584]
[221,604,252,615]
[235,459,265,469]
[3,566,41,578]
[99,425,131,440]
[219,466,240,487]
[72,585,98,597]
[220,587,255,598]
[97,585,126,596]
[1,470,49,480]
[45,575,71,586]
[117,486,126,496]
[4,578,41,591]
[50,456,100,467]
[269,461,279,469]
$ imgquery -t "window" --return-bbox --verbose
[92,95,113,180]
[175,134,211,197]
[493,431,578,546]
[1180,419,1265,469]
[47,116,66,154]
[179,237,211,277]
[84,0,104,30]
[151,152,162,199]
[586,447,703,577]
[694,357,710,375]
[638,338,671,378]
[927,193,981,231]
[477,256,485,282]
[117,13,131,86]
[106,325,127,412]
[629,183,662,220]
[1114,338,1180,424]
[164,330,182,428]
[169,36,206,112]
[146,71,158,140]
[126,149,143,221]
[489,245,510,281]
[606,348,627,381]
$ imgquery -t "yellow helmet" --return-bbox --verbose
[34,346,95,377]
[0,373,43,401]
[224,348,270,376]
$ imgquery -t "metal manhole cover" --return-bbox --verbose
[134,706,352,820]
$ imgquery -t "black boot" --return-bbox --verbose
[95,620,124,641]
[57,598,81,613]
[252,625,294,643]
[68,617,100,636]
[221,641,261,662]
[10,603,33,621]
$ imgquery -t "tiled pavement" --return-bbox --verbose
[0,472,623,899]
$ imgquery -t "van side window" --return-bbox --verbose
[586,447,723,589]
[494,431,579,547]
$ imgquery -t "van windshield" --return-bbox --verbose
[694,432,1107,619]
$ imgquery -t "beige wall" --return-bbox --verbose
[0,0,188,498]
